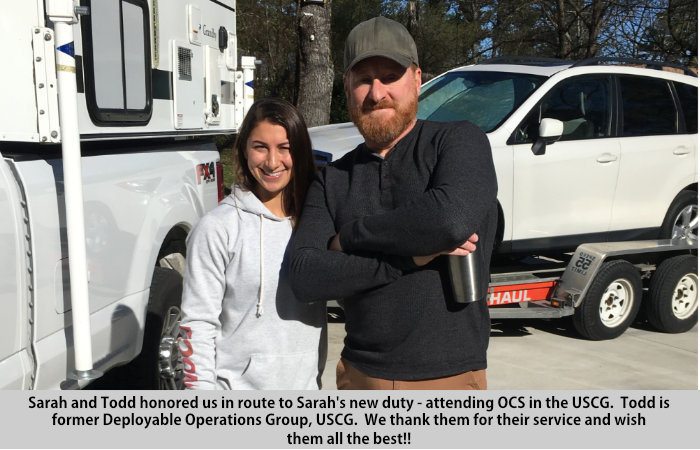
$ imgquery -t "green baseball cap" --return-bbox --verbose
[344,17,419,74]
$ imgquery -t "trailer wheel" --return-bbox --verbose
[127,267,185,389]
[660,190,697,245]
[645,255,698,333]
[573,260,642,340]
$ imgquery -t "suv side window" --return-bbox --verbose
[619,76,676,136]
[514,76,611,144]
[674,82,698,134]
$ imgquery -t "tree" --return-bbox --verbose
[329,0,387,122]
[641,0,698,65]
[236,0,298,99]
[296,1,334,126]
[527,0,621,59]
[233,0,697,126]
[602,0,659,59]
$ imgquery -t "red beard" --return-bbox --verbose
[349,95,418,148]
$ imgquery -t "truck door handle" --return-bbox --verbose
[673,147,690,156]
[596,153,618,163]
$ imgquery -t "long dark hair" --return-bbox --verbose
[234,98,315,221]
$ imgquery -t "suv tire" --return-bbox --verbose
[660,190,698,245]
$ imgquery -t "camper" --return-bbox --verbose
[0,0,254,389]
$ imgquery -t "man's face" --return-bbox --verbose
[345,56,422,151]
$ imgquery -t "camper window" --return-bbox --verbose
[81,0,152,125]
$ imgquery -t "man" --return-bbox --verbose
[290,16,498,389]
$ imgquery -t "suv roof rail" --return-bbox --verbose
[572,57,697,77]
[480,56,573,66]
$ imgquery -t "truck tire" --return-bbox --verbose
[645,255,698,333]
[660,190,697,245]
[126,267,185,389]
[573,260,642,340]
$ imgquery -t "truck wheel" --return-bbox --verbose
[573,260,642,340]
[645,255,698,333]
[128,267,185,389]
[660,190,697,245]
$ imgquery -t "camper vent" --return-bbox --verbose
[178,47,193,81]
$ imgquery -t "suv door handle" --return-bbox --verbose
[596,153,618,163]
[673,147,690,156]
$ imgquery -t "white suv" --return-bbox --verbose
[309,58,698,254]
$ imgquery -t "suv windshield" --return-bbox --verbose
[417,71,546,132]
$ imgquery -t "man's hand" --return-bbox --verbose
[412,233,479,267]
[445,233,478,256]
[329,234,343,252]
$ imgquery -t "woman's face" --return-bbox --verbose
[246,120,293,202]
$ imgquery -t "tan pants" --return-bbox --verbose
[336,358,487,390]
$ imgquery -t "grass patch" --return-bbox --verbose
[215,135,237,195]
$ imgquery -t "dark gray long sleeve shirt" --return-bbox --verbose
[290,119,498,380]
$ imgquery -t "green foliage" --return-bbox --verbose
[413,2,481,75]
[237,0,299,101]
[329,0,389,120]
[640,0,698,66]
[214,135,237,191]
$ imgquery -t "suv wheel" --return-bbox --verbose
[660,190,698,245]
[573,260,642,340]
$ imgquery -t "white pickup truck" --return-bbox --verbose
[0,0,253,389]
[0,144,220,389]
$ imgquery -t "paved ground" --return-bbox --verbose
[321,316,698,390]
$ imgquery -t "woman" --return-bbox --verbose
[180,98,327,390]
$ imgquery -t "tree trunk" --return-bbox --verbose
[557,0,570,58]
[584,0,607,57]
[408,1,419,35]
[296,1,334,127]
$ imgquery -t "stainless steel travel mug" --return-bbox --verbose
[447,249,485,303]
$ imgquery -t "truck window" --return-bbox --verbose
[619,76,677,136]
[81,0,152,125]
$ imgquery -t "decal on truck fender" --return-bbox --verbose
[196,162,216,184]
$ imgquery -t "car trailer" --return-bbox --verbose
[487,239,698,340]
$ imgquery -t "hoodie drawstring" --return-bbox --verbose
[256,214,264,317]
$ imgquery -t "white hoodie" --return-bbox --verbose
[180,184,327,390]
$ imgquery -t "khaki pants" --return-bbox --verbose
[336,358,487,390]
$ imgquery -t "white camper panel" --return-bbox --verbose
[0,2,46,143]
[75,0,245,139]
[1,0,248,145]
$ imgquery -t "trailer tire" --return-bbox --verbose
[127,267,184,389]
[660,190,697,245]
[645,255,698,333]
[573,260,642,340]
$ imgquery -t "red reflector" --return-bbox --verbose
[216,162,225,202]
